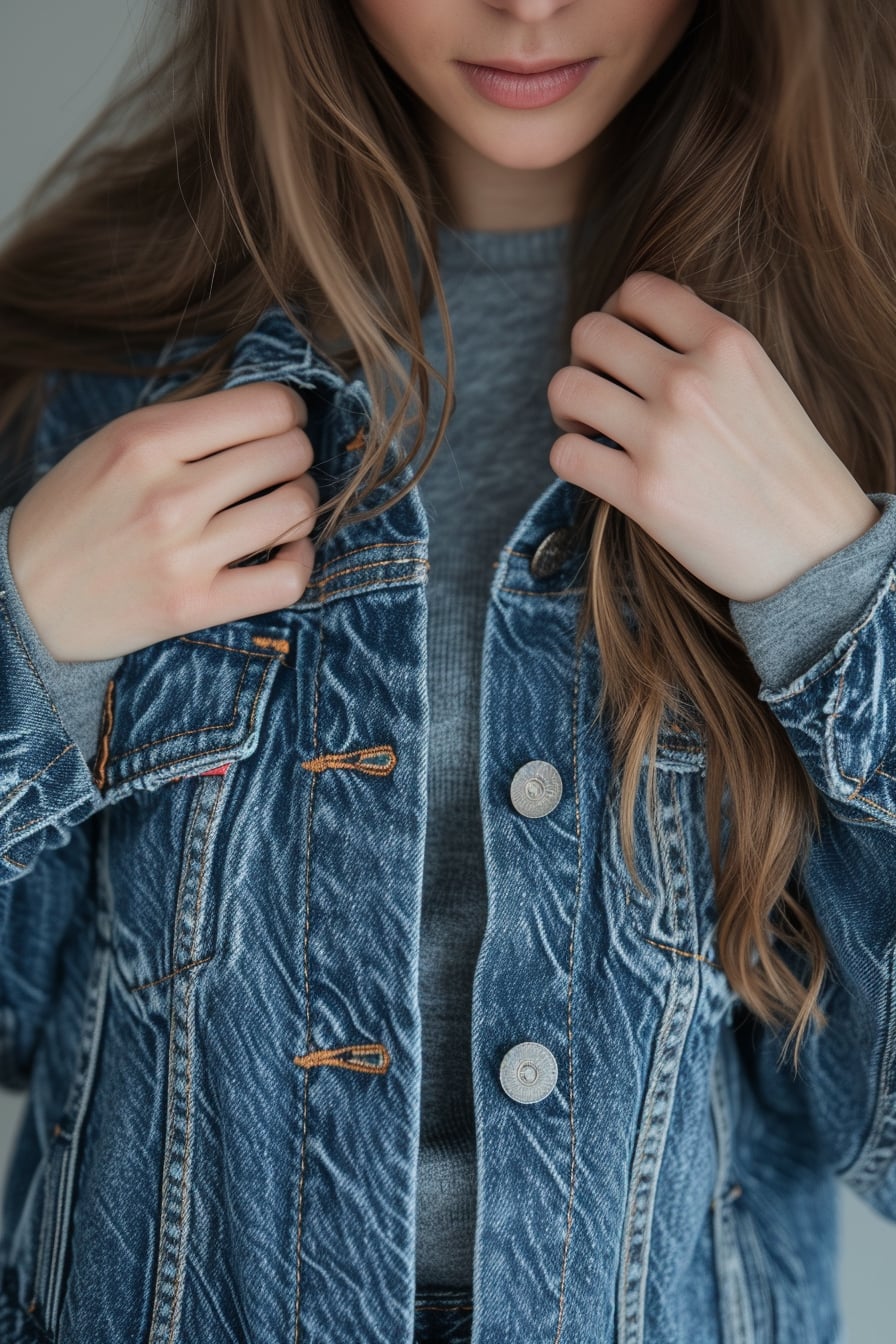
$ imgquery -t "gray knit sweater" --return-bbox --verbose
[2,216,896,1291]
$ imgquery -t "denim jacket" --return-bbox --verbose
[0,304,894,1344]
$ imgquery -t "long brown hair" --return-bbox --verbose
[2,0,895,1071]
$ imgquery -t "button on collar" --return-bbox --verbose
[499,1041,558,1104]
[510,760,563,818]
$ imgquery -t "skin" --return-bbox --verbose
[348,0,883,604]
[347,0,701,231]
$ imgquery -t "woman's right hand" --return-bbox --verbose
[6,381,320,661]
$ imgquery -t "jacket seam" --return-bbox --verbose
[97,658,274,790]
[838,942,896,1194]
[305,556,427,591]
[294,602,325,1343]
[0,596,67,731]
[0,740,77,812]
[827,640,896,820]
[145,783,224,1342]
[104,655,250,764]
[295,571,429,607]
[552,632,583,1343]
[313,539,427,572]
[618,768,697,1341]
[761,570,895,705]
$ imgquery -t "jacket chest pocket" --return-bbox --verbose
[92,623,287,994]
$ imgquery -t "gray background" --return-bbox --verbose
[1,4,894,1339]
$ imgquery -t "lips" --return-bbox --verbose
[455,58,599,111]
[481,58,586,75]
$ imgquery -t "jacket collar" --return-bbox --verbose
[139,301,593,587]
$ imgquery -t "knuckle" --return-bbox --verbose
[270,555,312,607]
[105,420,153,468]
[618,271,657,304]
[285,562,312,602]
[547,366,572,402]
[704,320,755,363]
[287,426,315,471]
[123,398,184,440]
[139,485,188,538]
[285,478,314,514]
[271,482,315,537]
[664,365,713,414]
[570,311,609,351]
[550,433,579,474]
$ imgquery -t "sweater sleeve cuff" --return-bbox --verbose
[0,505,124,766]
[728,491,896,692]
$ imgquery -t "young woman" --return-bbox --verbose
[0,0,894,1340]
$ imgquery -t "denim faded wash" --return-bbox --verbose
[0,304,894,1342]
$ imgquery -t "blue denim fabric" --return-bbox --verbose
[0,302,894,1342]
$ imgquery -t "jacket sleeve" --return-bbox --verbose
[0,505,121,770]
[0,506,115,883]
[0,368,150,1085]
[0,358,170,882]
[729,490,896,689]
[729,492,896,1221]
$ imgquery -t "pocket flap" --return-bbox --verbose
[92,622,288,803]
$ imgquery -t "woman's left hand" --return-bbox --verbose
[546,271,882,602]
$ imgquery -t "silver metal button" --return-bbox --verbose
[499,1041,558,1104]
[510,760,562,818]
[530,526,575,578]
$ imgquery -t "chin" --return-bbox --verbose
[464,131,585,174]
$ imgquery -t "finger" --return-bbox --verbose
[601,271,721,355]
[549,432,638,514]
[202,478,319,567]
[548,363,652,449]
[186,427,314,516]
[123,380,308,464]
[205,535,317,624]
[567,312,679,402]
